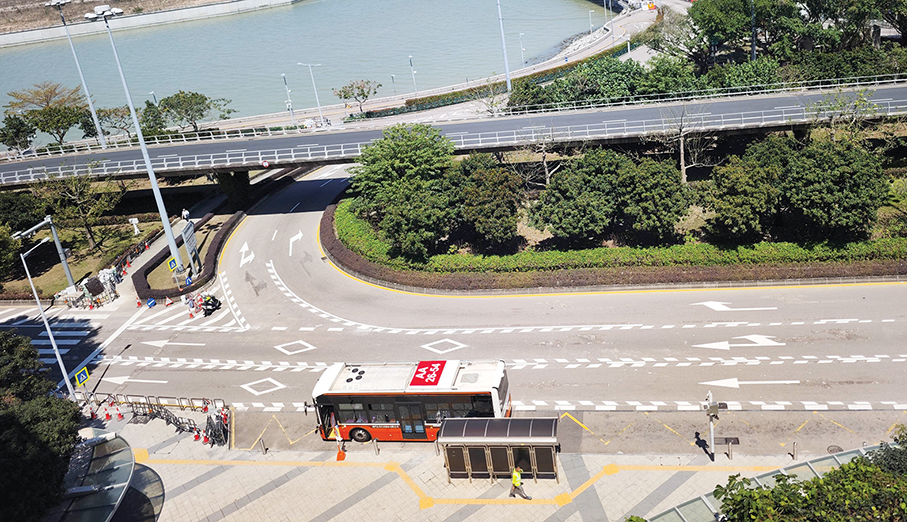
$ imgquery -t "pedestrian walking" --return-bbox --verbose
[509,466,532,500]
[181,208,190,221]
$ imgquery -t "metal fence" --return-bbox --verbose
[4,98,907,186]
[1,74,905,164]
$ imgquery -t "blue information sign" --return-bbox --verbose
[147,298,156,308]
[168,258,178,272]
[75,367,89,386]
[186,276,192,286]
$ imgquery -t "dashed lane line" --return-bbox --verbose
[95,354,907,371]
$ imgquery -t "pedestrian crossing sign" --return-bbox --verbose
[76,367,89,386]
[168,258,177,272]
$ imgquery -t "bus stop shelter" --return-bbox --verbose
[437,417,559,483]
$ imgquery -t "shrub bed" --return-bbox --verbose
[327,198,907,290]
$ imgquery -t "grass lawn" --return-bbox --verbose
[146,213,233,291]
[2,222,159,298]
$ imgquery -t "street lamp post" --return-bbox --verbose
[297,63,324,126]
[149,91,157,105]
[495,0,512,92]
[281,73,297,127]
[390,74,396,95]
[22,238,76,401]
[85,5,184,273]
[519,32,525,66]
[589,10,594,36]
[14,215,75,289]
[46,0,106,149]
[604,0,613,44]
[408,55,418,95]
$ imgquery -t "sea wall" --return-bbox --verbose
[0,0,298,48]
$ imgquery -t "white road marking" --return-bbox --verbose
[692,301,777,311]
[239,242,255,267]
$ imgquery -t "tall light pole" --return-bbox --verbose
[604,0,613,44]
[390,74,396,95]
[22,238,76,401]
[589,10,594,36]
[86,5,184,272]
[14,215,75,289]
[519,32,525,66]
[281,73,297,127]
[750,0,756,61]
[149,91,157,105]
[297,63,324,125]
[46,0,106,149]
[496,0,512,92]
[408,55,418,95]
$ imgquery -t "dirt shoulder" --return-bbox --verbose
[0,0,223,35]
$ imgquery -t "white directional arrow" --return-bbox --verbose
[142,340,207,348]
[102,376,169,385]
[692,301,777,311]
[289,230,303,257]
[693,335,786,351]
[239,242,255,267]
[699,377,799,388]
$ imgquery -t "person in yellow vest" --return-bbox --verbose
[509,466,532,500]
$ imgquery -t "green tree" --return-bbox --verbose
[637,55,704,96]
[704,56,780,89]
[640,7,714,74]
[4,81,84,113]
[619,158,686,243]
[879,0,907,46]
[784,137,887,239]
[531,149,627,241]
[139,100,167,136]
[0,113,37,152]
[158,90,235,133]
[377,179,452,260]
[30,169,127,249]
[705,135,795,241]
[689,0,751,49]
[27,105,84,146]
[550,56,644,102]
[459,167,523,247]
[333,79,382,113]
[0,191,46,232]
[350,124,454,222]
[0,224,20,292]
[0,331,81,521]
[507,79,554,111]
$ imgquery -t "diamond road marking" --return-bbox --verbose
[273,340,317,355]
[421,338,467,355]
[240,377,287,396]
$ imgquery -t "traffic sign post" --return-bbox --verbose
[181,222,201,276]
[75,367,90,386]
[705,391,719,462]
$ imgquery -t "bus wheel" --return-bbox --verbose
[350,428,371,443]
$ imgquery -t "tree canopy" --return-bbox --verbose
[333,79,382,113]
[0,331,81,521]
[0,113,37,152]
[158,90,235,133]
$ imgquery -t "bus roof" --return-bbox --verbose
[312,360,505,397]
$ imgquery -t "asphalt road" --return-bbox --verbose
[17,165,897,422]
[3,83,907,182]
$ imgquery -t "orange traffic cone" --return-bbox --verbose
[188,308,194,319]
[194,429,200,441]
[136,296,142,308]
[165,297,174,307]
[202,430,209,444]
[126,259,131,268]
[103,403,111,421]
[115,404,124,421]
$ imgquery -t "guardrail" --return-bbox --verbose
[1,74,905,164]
[4,100,907,185]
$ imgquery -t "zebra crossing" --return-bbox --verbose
[125,272,249,332]
[0,307,104,364]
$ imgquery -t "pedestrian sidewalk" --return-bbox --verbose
[104,413,798,522]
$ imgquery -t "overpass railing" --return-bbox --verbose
[2,74,906,164]
[4,100,907,185]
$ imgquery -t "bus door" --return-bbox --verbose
[396,403,426,439]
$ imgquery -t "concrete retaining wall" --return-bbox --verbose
[0,0,297,48]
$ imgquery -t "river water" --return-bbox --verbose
[1,0,612,125]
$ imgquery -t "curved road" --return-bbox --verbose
[82,167,907,419]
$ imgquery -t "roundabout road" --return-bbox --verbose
[81,167,907,417]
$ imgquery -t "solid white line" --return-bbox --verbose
[0,308,22,321]
[60,306,147,391]
[290,202,301,212]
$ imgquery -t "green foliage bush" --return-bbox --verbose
[335,198,907,274]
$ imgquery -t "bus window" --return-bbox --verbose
[425,402,451,423]
[338,402,366,423]
[451,400,472,418]
[471,395,494,416]
[368,403,396,423]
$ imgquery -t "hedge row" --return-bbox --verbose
[327,199,907,290]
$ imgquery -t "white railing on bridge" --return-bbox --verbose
[1,74,906,164]
[3,100,907,185]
